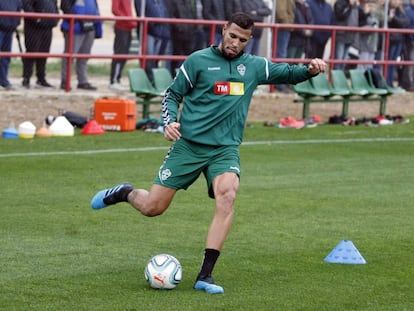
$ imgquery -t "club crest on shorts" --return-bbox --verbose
[237,64,246,76]
[160,168,172,181]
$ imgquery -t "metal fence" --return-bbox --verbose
[1,11,414,91]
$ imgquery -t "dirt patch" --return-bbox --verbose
[1,77,413,130]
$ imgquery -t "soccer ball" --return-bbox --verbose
[145,254,182,289]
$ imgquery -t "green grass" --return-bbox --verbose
[1,122,413,311]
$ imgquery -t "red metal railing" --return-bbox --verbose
[1,11,414,91]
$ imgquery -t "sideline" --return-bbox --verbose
[1,137,413,158]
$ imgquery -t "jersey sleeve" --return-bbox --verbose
[257,58,313,85]
[161,57,197,126]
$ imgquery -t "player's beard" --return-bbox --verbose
[219,43,243,60]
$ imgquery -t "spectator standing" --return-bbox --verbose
[201,0,225,46]
[191,0,206,51]
[60,0,102,91]
[399,0,414,90]
[386,0,409,86]
[275,0,295,92]
[372,0,385,67]
[224,0,242,20]
[333,0,361,70]
[241,0,272,55]
[166,0,203,71]
[0,0,22,90]
[135,0,171,82]
[287,0,314,59]
[356,0,379,70]
[109,0,137,91]
[307,0,334,58]
[22,0,59,89]
[275,0,296,60]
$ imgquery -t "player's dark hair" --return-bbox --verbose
[227,12,255,32]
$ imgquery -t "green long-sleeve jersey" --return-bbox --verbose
[162,46,313,146]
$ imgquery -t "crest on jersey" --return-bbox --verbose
[237,64,246,76]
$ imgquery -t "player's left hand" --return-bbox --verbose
[308,58,327,75]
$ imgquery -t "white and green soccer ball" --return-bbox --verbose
[145,254,182,289]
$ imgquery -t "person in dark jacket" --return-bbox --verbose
[135,0,171,81]
[386,0,409,86]
[307,0,334,58]
[0,0,22,90]
[166,0,204,72]
[191,0,206,51]
[223,0,242,20]
[241,0,272,55]
[22,0,58,89]
[60,0,102,91]
[201,0,225,45]
[288,0,314,59]
[400,0,414,90]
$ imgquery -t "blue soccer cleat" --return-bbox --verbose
[194,278,224,294]
[90,183,133,209]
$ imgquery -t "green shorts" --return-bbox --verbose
[154,138,241,198]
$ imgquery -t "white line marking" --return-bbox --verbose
[241,137,414,145]
[0,138,413,158]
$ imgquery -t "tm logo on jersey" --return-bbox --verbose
[214,82,244,95]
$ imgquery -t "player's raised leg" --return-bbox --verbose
[91,183,176,217]
[128,184,177,216]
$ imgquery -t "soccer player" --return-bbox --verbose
[91,12,326,294]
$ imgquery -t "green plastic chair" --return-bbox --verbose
[293,78,331,119]
[331,69,369,96]
[152,68,174,94]
[128,68,163,119]
[311,73,350,96]
[349,69,389,115]
[349,69,388,96]
[365,69,406,95]
[293,79,330,97]
[312,72,353,118]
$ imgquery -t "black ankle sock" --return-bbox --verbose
[118,185,133,202]
[103,184,133,205]
[197,248,220,281]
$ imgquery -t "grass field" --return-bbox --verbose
[1,122,413,311]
